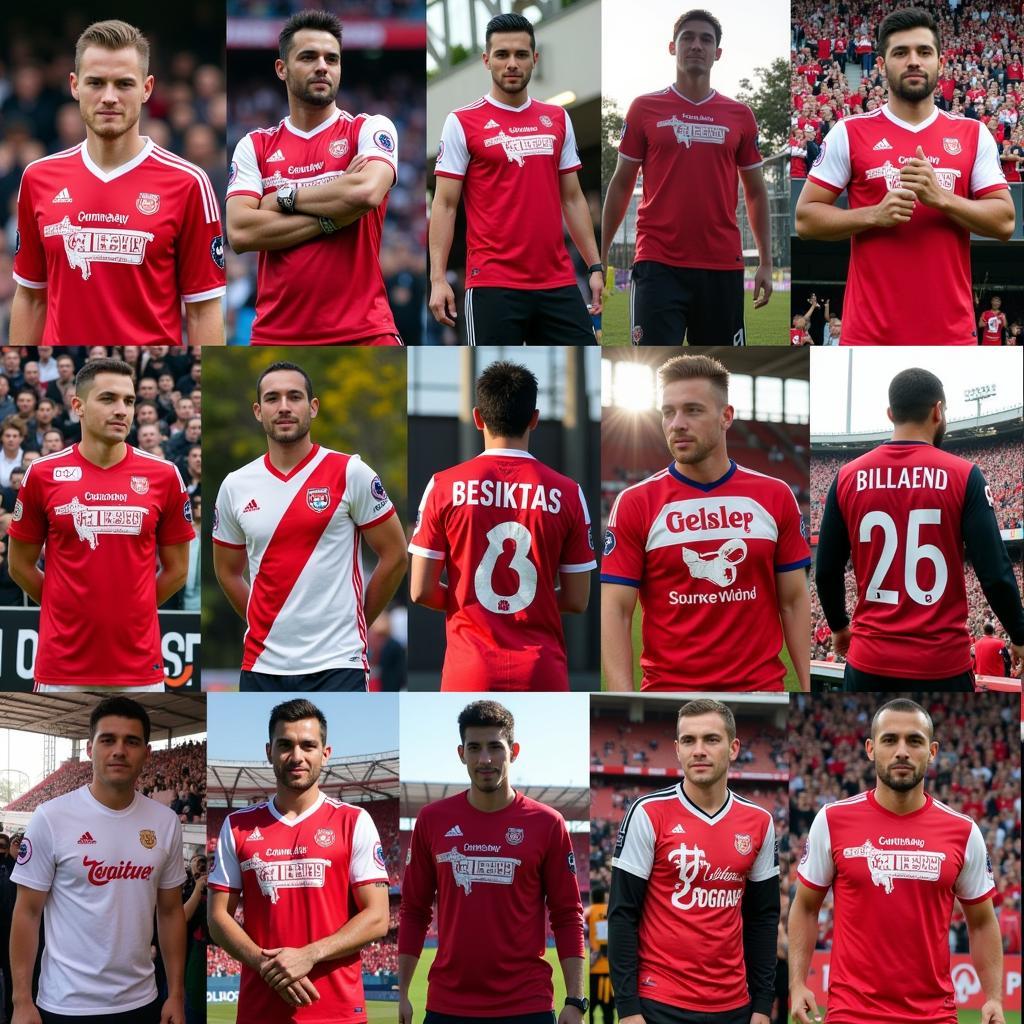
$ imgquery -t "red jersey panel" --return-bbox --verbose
[832,441,977,678]
[209,794,388,1024]
[14,140,225,344]
[397,791,584,1017]
[612,786,778,1011]
[435,96,581,290]
[798,790,994,1023]
[8,445,194,687]
[974,634,1009,676]
[981,309,1006,345]
[601,462,810,690]
[808,105,1008,345]
[409,450,596,691]
[618,88,762,270]
[228,108,399,344]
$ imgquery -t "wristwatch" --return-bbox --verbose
[587,262,604,276]
[276,183,298,214]
[564,996,589,1013]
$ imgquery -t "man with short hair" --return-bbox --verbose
[213,361,407,690]
[136,423,167,458]
[979,295,1008,345]
[398,700,587,1024]
[409,360,596,690]
[974,621,1012,677]
[602,354,810,690]
[10,697,187,1024]
[815,367,1024,689]
[609,699,779,1024]
[41,428,65,455]
[796,7,1015,344]
[227,10,402,345]
[0,419,25,488]
[11,20,225,344]
[208,698,390,1024]
[430,12,602,344]
[602,8,773,345]
[45,355,77,406]
[790,699,1005,1023]
[7,358,193,691]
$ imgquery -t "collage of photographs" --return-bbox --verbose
[0,1,1021,1024]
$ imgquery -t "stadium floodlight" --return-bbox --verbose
[964,384,996,401]
[612,361,656,411]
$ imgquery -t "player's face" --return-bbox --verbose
[87,715,150,790]
[670,22,722,77]
[255,370,319,445]
[675,712,739,788]
[867,709,937,794]
[661,378,733,468]
[71,46,154,141]
[459,726,519,795]
[75,372,136,445]
[484,32,536,94]
[881,28,942,103]
[267,718,330,793]
[278,30,341,108]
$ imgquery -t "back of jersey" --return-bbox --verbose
[410,449,595,690]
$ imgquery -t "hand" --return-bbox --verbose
[428,279,458,326]
[258,191,278,212]
[587,269,604,315]
[398,994,414,1024]
[899,147,947,208]
[981,999,1005,1024]
[752,265,773,308]
[195,871,208,893]
[750,1014,771,1024]
[274,978,321,1007]
[557,1006,585,1024]
[1010,642,1024,674]
[259,945,317,990]
[12,1004,43,1024]
[790,982,823,1023]
[832,626,852,657]
[871,186,917,227]
[618,1016,646,1024]
[159,995,185,1024]
[346,153,370,175]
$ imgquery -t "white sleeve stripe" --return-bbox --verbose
[617,151,642,163]
[13,273,47,288]
[559,560,597,572]
[408,543,444,559]
[182,286,227,302]
[155,147,220,217]
[577,483,592,525]
[149,151,219,224]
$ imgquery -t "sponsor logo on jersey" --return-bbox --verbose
[54,496,149,549]
[211,234,225,269]
[371,476,387,502]
[329,138,349,158]
[43,216,154,281]
[540,115,553,127]
[603,530,616,556]
[139,829,157,849]
[943,137,962,155]
[267,149,286,163]
[242,498,260,514]
[183,497,193,524]
[77,832,97,845]
[306,486,331,513]
[841,839,945,893]
[671,824,686,834]
[136,192,160,215]
[248,826,264,841]
[239,851,332,903]
[484,119,500,129]
[289,161,325,175]
[656,114,729,147]
[373,843,386,870]
[314,828,335,848]
[484,130,556,166]
[444,825,463,837]
[130,475,149,495]
[506,827,524,845]
[17,838,32,864]
[667,841,745,910]
[82,857,156,886]
[53,187,73,203]
[867,158,959,192]
[506,126,539,134]
[212,505,220,531]
[587,526,594,550]
[436,847,521,894]
[12,499,23,521]
[682,538,748,588]
[54,466,83,481]
[734,833,752,855]
[228,161,238,185]
[872,137,893,151]
[373,130,395,153]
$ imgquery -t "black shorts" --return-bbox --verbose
[843,663,975,692]
[424,1013,555,1024]
[630,262,745,345]
[638,997,754,1024]
[239,668,368,691]
[466,285,596,345]
[40,998,161,1024]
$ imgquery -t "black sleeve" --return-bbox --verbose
[608,866,648,1019]
[814,474,852,631]
[742,876,782,1016]
[1000,645,1012,676]
[962,465,1024,645]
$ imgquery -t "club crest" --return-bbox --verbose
[506,827,524,845]
[329,138,349,158]
[136,192,160,215]
[734,833,752,855]
[130,475,150,495]
[943,137,962,155]
[306,487,331,513]
[139,829,157,850]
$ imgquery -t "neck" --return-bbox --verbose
[267,435,314,473]
[886,95,935,125]
[90,779,135,811]
[890,426,936,444]
[78,435,127,469]
[682,776,728,814]
[288,101,337,134]
[484,433,530,452]
[875,783,927,815]
[274,784,321,817]
[489,85,530,109]
[467,782,516,813]
[674,451,730,484]
[674,73,713,103]
[86,131,146,172]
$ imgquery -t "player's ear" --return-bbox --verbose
[142,75,154,103]
[70,72,79,100]
[472,408,485,431]
[510,741,521,762]
[252,401,262,422]
[274,58,287,82]
[309,397,319,419]
[528,409,540,431]
[321,744,331,763]
[265,742,272,764]
[865,738,875,761]
[457,744,466,764]
[669,40,676,57]
[885,407,895,425]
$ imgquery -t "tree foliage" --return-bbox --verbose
[601,98,625,192]
[736,57,792,156]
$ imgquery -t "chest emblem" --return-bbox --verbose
[436,847,522,894]
[306,487,331,513]
[130,475,150,495]
[943,137,962,155]
[54,495,150,549]
[506,827,524,845]
[136,192,160,215]
[842,839,946,893]
[656,115,730,148]
[139,829,157,850]
[329,138,349,158]
[483,130,556,166]
[43,216,154,282]
[734,833,751,855]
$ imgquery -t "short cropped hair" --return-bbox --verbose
[458,700,515,746]
[673,9,723,46]
[888,367,944,424]
[75,20,150,76]
[485,12,536,51]
[256,361,314,402]
[268,699,328,747]
[76,358,134,398]
[475,361,538,437]
[659,353,730,404]
[90,696,151,744]
[870,698,934,742]
[2,416,26,439]
[279,10,343,61]
[677,698,736,742]
[877,7,940,56]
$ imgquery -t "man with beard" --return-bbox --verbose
[429,12,602,344]
[212,362,407,690]
[11,20,225,345]
[601,353,810,690]
[790,699,1005,1023]
[795,7,1015,345]
[226,10,402,345]
[208,699,390,1024]
[398,700,586,1024]
[608,700,779,1024]
[815,367,1024,690]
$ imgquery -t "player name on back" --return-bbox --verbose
[855,467,949,490]
[451,479,561,512]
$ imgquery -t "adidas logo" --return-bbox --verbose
[77,831,96,845]
[444,825,463,837]
[249,826,264,840]
[872,138,893,150]
[242,498,260,513]
[671,824,686,834]
[267,149,286,162]
[484,119,499,129]
[53,187,72,203]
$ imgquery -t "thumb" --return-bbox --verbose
[916,145,926,159]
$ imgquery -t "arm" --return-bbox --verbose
[409,552,447,611]
[559,172,603,314]
[155,886,187,1024]
[7,538,44,604]
[9,285,47,345]
[788,882,827,1024]
[11,886,47,1024]
[361,512,408,628]
[607,866,648,1024]
[776,568,811,691]
[156,542,191,606]
[212,543,250,621]
[814,476,852,639]
[962,899,1005,1023]
[600,156,641,266]
[182,873,206,923]
[557,570,591,614]
[742,877,781,1021]
[428,175,463,327]
[795,178,916,240]
[398,953,420,1024]
[556,956,587,1024]
[739,167,773,308]
[184,298,224,346]
[226,195,324,255]
[601,582,638,691]
[270,160,392,224]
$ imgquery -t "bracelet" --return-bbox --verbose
[587,262,604,276]
[318,217,338,235]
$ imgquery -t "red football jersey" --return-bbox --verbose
[397,791,584,1017]
[981,309,1006,344]
[618,87,762,270]
[409,450,596,691]
[8,445,194,687]
[601,462,810,690]
[974,634,1009,676]
[14,140,225,344]
[798,790,994,1023]
[435,96,581,290]
[808,105,1008,345]
[612,785,778,1011]
[209,794,388,1024]
[228,108,399,344]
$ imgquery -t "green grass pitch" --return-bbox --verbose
[600,285,790,346]
[207,995,396,1023]
[789,1011,1021,1023]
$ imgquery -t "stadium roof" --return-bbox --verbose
[603,348,808,380]
[811,406,1023,448]
[401,782,589,820]
[0,693,205,740]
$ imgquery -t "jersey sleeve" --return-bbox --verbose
[807,116,851,193]
[971,120,1010,196]
[13,169,47,288]
[954,821,996,904]
[357,114,399,183]
[738,104,764,169]
[212,474,245,548]
[750,817,780,882]
[610,802,655,879]
[775,484,812,572]
[345,456,396,530]
[618,97,646,163]
[559,110,583,173]
[7,457,49,544]
[350,808,388,885]
[156,463,196,546]
[397,813,437,956]
[176,165,227,303]
[543,812,585,960]
[208,813,243,893]
[600,488,647,587]
[796,805,835,890]
[158,816,187,889]
[408,475,446,559]
[435,112,470,179]
[10,805,55,892]
[227,134,264,201]
[559,483,597,573]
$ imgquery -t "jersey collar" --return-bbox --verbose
[284,107,343,139]
[880,102,939,133]
[867,787,934,820]
[478,448,537,459]
[668,459,737,492]
[669,84,718,105]
[262,443,320,482]
[268,791,326,827]
[484,94,534,113]
[79,137,153,183]
[882,440,933,446]
[677,782,734,823]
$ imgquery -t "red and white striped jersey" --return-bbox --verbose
[212,445,396,673]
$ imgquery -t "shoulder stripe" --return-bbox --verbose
[732,791,775,820]
[133,446,188,491]
[454,97,488,113]
[19,445,76,486]
[607,468,671,528]
[150,147,219,224]
[932,797,976,825]
[228,801,268,819]
[23,144,84,174]
[618,784,679,834]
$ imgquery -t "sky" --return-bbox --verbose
[810,349,1024,435]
